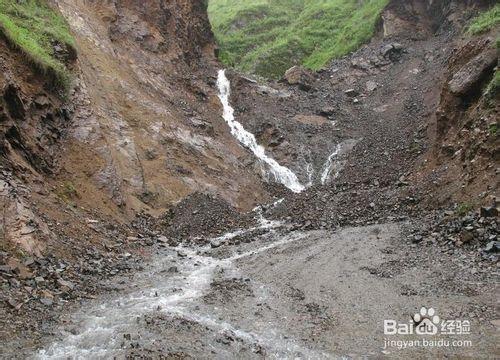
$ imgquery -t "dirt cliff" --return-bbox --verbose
[0,0,271,258]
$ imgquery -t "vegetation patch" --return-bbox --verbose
[467,4,500,35]
[208,0,389,78]
[0,0,75,90]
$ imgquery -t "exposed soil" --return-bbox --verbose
[0,0,498,359]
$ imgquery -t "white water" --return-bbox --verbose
[320,144,342,185]
[36,224,327,359]
[217,70,304,193]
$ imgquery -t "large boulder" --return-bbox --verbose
[448,49,497,97]
[283,66,315,91]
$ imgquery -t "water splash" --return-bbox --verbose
[217,70,304,193]
[320,144,342,185]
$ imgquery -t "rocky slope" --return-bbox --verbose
[0,0,270,351]
[0,0,498,358]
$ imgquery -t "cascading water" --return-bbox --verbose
[217,70,304,193]
[320,144,341,185]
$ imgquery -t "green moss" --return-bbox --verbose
[489,122,497,137]
[467,4,500,35]
[208,0,389,78]
[456,203,472,216]
[0,0,75,91]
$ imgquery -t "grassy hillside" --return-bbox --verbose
[467,3,499,35]
[0,0,75,90]
[466,4,500,99]
[208,0,389,78]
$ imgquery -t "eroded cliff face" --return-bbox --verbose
[379,0,494,38]
[56,0,267,215]
[0,0,268,256]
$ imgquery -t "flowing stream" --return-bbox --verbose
[35,217,330,359]
[217,70,304,193]
[320,144,342,185]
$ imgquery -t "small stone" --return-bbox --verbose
[6,298,19,309]
[412,235,423,243]
[34,95,50,107]
[484,241,500,253]
[210,239,222,248]
[461,231,474,243]
[344,89,359,97]
[9,278,20,288]
[23,257,35,267]
[283,66,314,91]
[157,236,169,243]
[317,106,335,117]
[480,207,498,218]
[366,80,377,92]
[167,266,178,273]
[39,290,54,306]
[0,265,11,273]
[57,279,75,291]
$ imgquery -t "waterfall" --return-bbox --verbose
[320,144,342,185]
[217,70,304,193]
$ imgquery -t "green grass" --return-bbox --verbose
[456,203,472,216]
[0,0,75,91]
[467,4,500,35]
[208,0,389,78]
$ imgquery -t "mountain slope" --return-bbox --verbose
[208,0,389,78]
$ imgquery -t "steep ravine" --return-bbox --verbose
[0,0,498,358]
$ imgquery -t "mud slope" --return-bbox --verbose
[54,0,268,214]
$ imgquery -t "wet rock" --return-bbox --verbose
[210,239,223,248]
[412,235,423,243]
[480,207,498,218]
[283,66,315,91]
[167,266,178,273]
